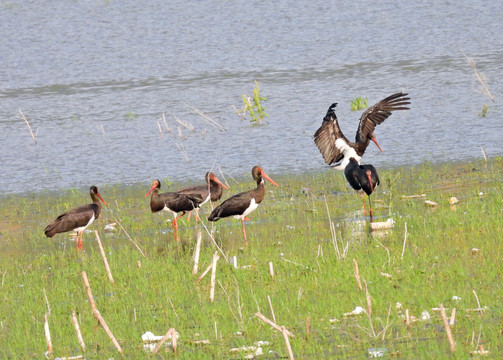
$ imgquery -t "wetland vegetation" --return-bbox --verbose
[0,158,502,359]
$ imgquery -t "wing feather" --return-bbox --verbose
[314,103,349,165]
[356,92,410,142]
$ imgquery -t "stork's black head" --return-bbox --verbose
[325,103,338,118]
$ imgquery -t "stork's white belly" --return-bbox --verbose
[233,198,258,220]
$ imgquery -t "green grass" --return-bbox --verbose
[0,158,502,358]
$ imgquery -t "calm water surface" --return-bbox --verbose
[1,0,502,194]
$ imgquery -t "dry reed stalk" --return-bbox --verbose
[405,309,410,329]
[254,312,295,338]
[401,194,426,198]
[152,328,177,354]
[183,102,226,131]
[176,142,190,162]
[162,112,170,133]
[210,252,219,302]
[192,231,202,275]
[401,222,408,259]
[267,295,276,323]
[81,271,123,355]
[472,289,482,309]
[465,54,495,102]
[157,120,164,138]
[198,220,228,262]
[44,313,53,356]
[480,146,487,162]
[282,326,295,360]
[363,279,376,336]
[450,308,456,327]
[19,109,37,144]
[95,231,114,283]
[43,288,51,314]
[72,311,86,353]
[115,219,146,257]
[173,113,195,131]
[439,303,456,352]
[268,261,274,278]
[305,316,310,335]
[353,259,362,291]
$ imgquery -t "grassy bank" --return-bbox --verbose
[0,158,502,359]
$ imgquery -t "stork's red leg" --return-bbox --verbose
[241,219,248,245]
[360,194,367,215]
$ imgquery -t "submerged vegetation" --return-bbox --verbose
[0,158,502,358]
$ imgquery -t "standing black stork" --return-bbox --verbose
[344,158,380,222]
[177,172,229,221]
[44,186,106,251]
[208,166,278,245]
[314,92,410,170]
[145,179,203,241]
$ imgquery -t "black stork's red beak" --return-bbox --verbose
[145,181,158,197]
[370,136,383,152]
[261,170,279,187]
[211,174,229,190]
[96,191,107,205]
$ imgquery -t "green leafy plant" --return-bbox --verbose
[350,97,369,111]
[237,81,268,123]
[479,103,488,117]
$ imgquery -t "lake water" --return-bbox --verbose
[1,0,502,195]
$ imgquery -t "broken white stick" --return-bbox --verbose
[81,271,123,355]
[282,326,295,360]
[353,259,362,291]
[44,313,53,356]
[193,231,202,275]
[95,231,114,283]
[268,261,274,278]
[210,252,219,302]
[254,312,294,338]
[439,303,456,352]
[72,311,86,353]
[152,328,176,354]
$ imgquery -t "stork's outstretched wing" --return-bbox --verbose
[314,103,350,165]
[355,92,410,143]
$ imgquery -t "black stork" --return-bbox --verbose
[344,157,380,222]
[177,172,229,221]
[314,92,410,170]
[44,186,106,251]
[145,179,203,241]
[208,166,278,245]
